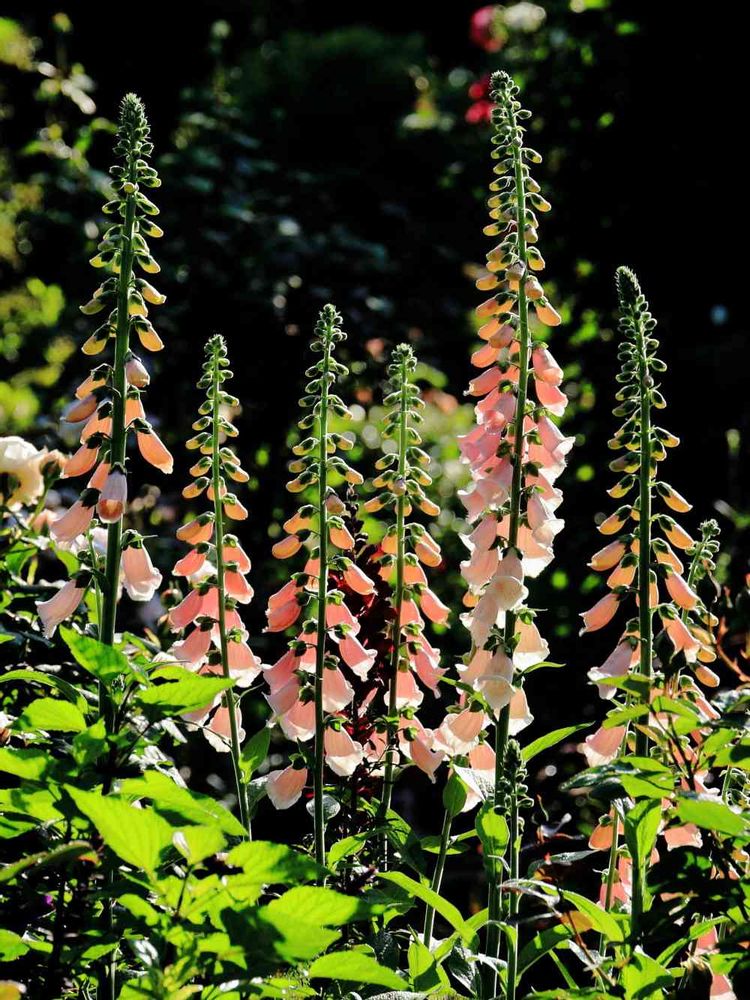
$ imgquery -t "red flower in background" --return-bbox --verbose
[470,6,506,53]
[467,75,494,125]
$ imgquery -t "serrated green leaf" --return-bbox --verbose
[675,795,748,837]
[265,885,379,926]
[173,825,226,865]
[67,787,173,872]
[118,771,246,838]
[227,840,322,884]
[61,626,134,682]
[136,670,233,715]
[16,697,87,733]
[309,950,407,989]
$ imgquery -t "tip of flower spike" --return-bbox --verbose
[319,303,342,327]
[117,93,151,155]
[391,343,417,368]
[490,70,513,98]
[615,266,642,310]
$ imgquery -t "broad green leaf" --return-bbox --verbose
[227,840,322,884]
[522,724,590,762]
[408,938,449,992]
[16,697,87,733]
[476,801,509,880]
[61,626,133,682]
[621,950,672,998]
[0,747,54,781]
[136,670,233,715]
[173,825,226,865]
[67,787,173,872]
[713,740,750,772]
[118,771,246,837]
[265,885,379,926]
[239,727,271,782]
[0,929,29,960]
[381,871,474,943]
[309,950,407,989]
[675,795,748,837]
[624,799,661,867]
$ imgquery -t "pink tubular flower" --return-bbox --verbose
[582,725,626,767]
[580,592,620,634]
[266,765,307,809]
[96,469,127,523]
[122,543,163,601]
[51,497,96,545]
[36,579,86,636]
[324,727,365,777]
[588,640,637,698]
[63,443,100,479]
[434,708,486,756]
[136,428,173,473]
[664,571,699,610]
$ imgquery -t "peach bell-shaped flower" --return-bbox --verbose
[96,467,127,523]
[122,539,163,601]
[266,765,308,809]
[37,578,87,636]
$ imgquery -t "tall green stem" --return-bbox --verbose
[313,333,332,867]
[97,128,138,1000]
[99,156,137,723]
[209,346,250,836]
[635,320,653,762]
[423,808,452,945]
[379,354,409,831]
[486,121,531,998]
[506,798,520,1000]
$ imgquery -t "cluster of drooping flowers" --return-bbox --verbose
[167,334,260,768]
[582,271,728,926]
[581,268,721,768]
[364,344,449,808]
[456,70,569,759]
[262,305,369,861]
[38,94,169,637]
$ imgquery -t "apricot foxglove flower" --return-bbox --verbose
[262,305,367,864]
[45,95,171,646]
[582,271,721,715]
[365,344,448,815]
[167,335,260,834]
[455,69,570,987]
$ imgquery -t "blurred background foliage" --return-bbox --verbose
[2,0,749,886]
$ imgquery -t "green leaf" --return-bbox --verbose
[173,825,226,865]
[309,950,407,989]
[713,740,750,772]
[16,697,87,733]
[118,771,246,838]
[66,787,173,872]
[265,886,379,926]
[0,929,29,961]
[239,727,271,782]
[327,830,373,869]
[522,724,590,762]
[408,938,449,992]
[624,800,661,867]
[476,801,509,877]
[227,840,323,884]
[61,626,134,682]
[0,747,54,781]
[621,950,672,998]
[442,772,468,818]
[381,871,474,943]
[136,669,233,716]
[675,795,748,837]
